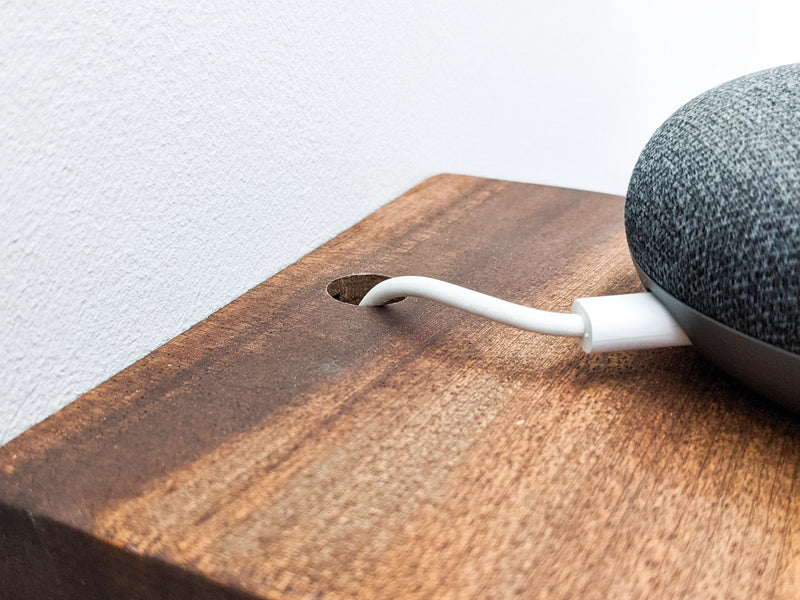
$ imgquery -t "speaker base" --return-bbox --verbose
[635,264,800,409]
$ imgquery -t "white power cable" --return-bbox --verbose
[360,276,584,336]
[359,275,691,353]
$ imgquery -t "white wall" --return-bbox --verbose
[2,1,799,445]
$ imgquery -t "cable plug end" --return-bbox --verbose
[571,293,690,353]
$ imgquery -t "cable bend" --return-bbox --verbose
[359,276,585,337]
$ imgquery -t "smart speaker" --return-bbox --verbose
[626,64,800,405]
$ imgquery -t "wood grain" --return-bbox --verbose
[2,175,799,599]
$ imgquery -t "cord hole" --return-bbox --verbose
[326,274,404,305]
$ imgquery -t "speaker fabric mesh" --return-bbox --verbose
[626,64,800,354]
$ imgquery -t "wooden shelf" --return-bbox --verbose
[2,175,799,599]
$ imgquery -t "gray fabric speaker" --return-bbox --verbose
[625,64,800,406]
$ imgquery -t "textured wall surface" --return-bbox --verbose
[2,1,799,444]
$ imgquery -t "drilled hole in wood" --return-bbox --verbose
[326,274,404,305]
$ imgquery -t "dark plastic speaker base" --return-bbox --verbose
[635,263,800,410]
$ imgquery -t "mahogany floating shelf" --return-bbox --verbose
[2,175,798,599]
